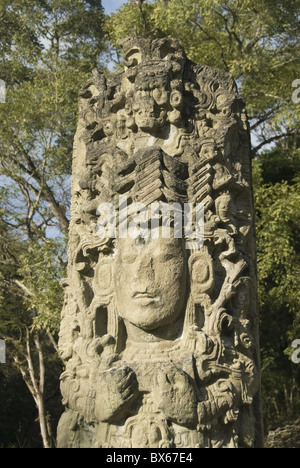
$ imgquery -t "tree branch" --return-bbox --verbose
[14,356,39,406]
[213,8,243,51]
[8,139,70,232]
[190,18,230,70]
[25,328,39,403]
[13,279,35,297]
[250,107,279,131]
[251,132,294,157]
[47,331,59,354]
[34,333,45,395]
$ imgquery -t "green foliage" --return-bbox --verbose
[0,0,107,447]
[253,144,300,424]
[0,0,107,238]
[0,0,107,335]
[106,0,161,43]
[18,239,66,333]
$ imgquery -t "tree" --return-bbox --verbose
[253,140,300,424]
[0,0,107,447]
[0,215,65,447]
[0,0,107,237]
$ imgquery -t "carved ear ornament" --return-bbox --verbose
[93,257,114,298]
[189,249,214,297]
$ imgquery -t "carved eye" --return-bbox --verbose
[156,253,175,263]
[121,253,137,264]
[170,91,182,108]
[241,333,252,349]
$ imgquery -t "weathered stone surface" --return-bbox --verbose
[57,37,263,448]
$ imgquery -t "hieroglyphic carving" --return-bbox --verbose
[57,37,263,448]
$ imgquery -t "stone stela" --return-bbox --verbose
[57,37,263,449]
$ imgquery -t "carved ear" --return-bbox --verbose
[189,250,214,299]
[93,258,114,299]
[170,90,183,109]
[124,48,142,68]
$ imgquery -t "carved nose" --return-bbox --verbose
[133,255,155,287]
[142,96,156,113]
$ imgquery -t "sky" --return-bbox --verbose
[102,0,126,15]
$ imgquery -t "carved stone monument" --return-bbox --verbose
[57,37,263,448]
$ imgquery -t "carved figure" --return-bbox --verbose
[57,37,263,448]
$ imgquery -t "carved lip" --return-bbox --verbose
[133,291,161,305]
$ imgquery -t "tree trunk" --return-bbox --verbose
[11,331,55,448]
[21,329,54,448]
[37,394,52,449]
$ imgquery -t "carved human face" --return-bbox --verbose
[236,287,250,308]
[113,235,187,331]
[132,88,169,131]
[132,70,170,131]
[216,194,232,223]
